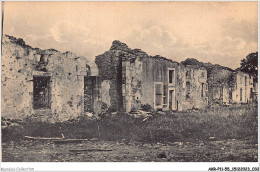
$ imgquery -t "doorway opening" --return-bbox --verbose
[84,76,100,113]
[169,89,176,110]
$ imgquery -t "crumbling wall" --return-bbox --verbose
[100,80,111,107]
[176,65,208,111]
[121,49,148,112]
[181,58,256,106]
[84,76,102,115]
[232,71,254,103]
[95,48,122,112]
[252,83,258,101]
[95,41,146,113]
[96,40,209,112]
[46,51,90,121]
[206,67,234,105]
[122,58,143,112]
[2,36,34,119]
[142,56,179,110]
[1,35,92,122]
[206,68,254,105]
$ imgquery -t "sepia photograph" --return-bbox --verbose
[0,1,258,170]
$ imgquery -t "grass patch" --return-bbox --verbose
[2,103,258,142]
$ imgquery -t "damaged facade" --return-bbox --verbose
[232,71,255,103]
[182,58,257,105]
[1,35,97,122]
[1,35,257,121]
[95,41,208,113]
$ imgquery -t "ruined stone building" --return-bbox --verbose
[1,35,257,121]
[232,70,256,103]
[252,82,258,101]
[182,58,257,105]
[95,41,208,113]
[1,35,97,122]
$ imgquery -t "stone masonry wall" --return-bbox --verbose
[95,47,123,112]
[176,65,208,111]
[141,56,179,110]
[1,35,93,122]
[95,40,209,112]
[181,58,256,105]
[207,67,234,105]
[122,50,146,112]
[232,71,254,103]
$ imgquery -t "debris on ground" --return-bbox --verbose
[157,111,166,115]
[2,119,24,139]
[129,109,152,119]
[174,142,183,146]
[111,112,117,116]
[209,137,217,141]
[86,112,93,117]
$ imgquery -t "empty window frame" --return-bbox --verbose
[201,83,208,98]
[229,90,232,100]
[205,83,208,98]
[201,83,204,98]
[168,68,175,84]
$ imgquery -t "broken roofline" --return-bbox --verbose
[5,34,253,75]
[98,40,227,72]
[181,58,256,78]
[97,40,180,64]
[4,34,83,58]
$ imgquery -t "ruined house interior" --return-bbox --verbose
[1,35,258,122]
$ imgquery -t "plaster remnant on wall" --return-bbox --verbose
[96,40,209,113]
[101,80,111,107]
[1,35,95,121]
[2,35,257,122]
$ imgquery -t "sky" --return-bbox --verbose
[3,1,258,69]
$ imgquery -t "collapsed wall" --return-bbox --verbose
[181,58,255,105]
[95,41,125,112]
[96,41,209,112]
[1,35,95,122]
[3,34,252,121]
[233,71,254,103]
[177,64,208,110]
[95,41,145,112]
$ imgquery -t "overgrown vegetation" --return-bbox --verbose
[2,103,258,143]
[238,52,258,82]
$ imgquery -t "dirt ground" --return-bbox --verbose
[2,138,258,162]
